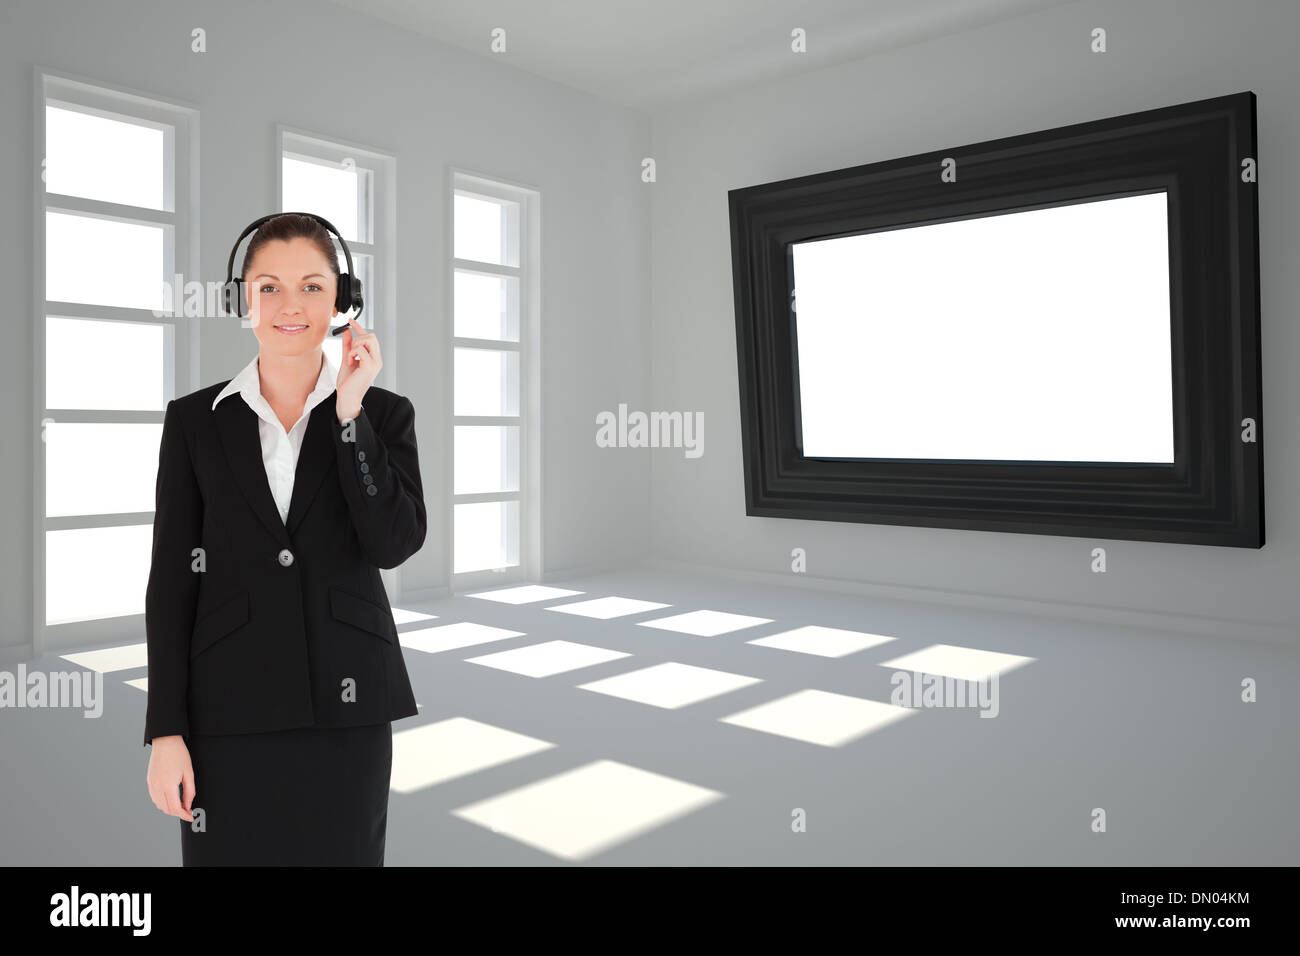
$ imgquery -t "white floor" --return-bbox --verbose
[5,565,1298,864]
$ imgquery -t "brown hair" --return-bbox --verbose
[240,213,340,283]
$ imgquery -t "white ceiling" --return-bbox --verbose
[323,0,1076,112]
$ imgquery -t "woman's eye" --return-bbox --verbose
[259,284,277,293]
[305,283,322,292]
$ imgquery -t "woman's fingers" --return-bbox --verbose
[148,748,196,820]
[348,339,382,370]
[350,340,377,363]
[345,317,378,346]
[163,778,186,819]
[181,765,196,819]
[342,316,381,371]
[352,331,380,355]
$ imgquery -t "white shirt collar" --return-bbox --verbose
[212,351,338,415]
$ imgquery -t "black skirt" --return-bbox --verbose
[179,721,393,866]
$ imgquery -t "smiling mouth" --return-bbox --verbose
[275,324,308,331]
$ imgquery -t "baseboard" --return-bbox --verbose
[640,556,1299,650]
[0,642,36,666]
[394,583,453,605]
[538,558,641,583]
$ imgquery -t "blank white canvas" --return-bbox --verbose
[790,192,1174,463]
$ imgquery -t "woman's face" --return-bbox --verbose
[244,236,339,357]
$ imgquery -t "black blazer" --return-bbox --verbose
[142,381,426,746]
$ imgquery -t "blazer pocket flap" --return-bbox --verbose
[190,592,250,659]
[329,586,396,644]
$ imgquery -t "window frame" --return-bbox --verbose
[450,169,541,588]
[33,66,200,653]
[277,126,401,596]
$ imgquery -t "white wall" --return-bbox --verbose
[0,0,652,655]
[7,0,1295,656]
[648,0,1300,645]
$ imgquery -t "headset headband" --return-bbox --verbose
[223,211,364,325]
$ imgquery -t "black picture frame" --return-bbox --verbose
[727,91,1263,548]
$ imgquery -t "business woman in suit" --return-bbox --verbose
[143,212,425,866]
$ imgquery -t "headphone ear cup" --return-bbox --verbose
[350,275,364,315]
[223,278,243,318]
[335,273,352,315]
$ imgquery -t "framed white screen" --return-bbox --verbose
[790,192,1174,463]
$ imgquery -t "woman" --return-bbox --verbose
[143,213,425,865]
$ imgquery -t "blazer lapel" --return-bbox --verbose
[214,396,292,547]
[214,388,340,542]
[285,389,338,535]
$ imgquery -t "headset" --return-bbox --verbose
[223,211,363,334]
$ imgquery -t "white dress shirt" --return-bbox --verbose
[211,352,340,525]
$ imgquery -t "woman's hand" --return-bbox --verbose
[146,735,196,823]
[336,315,382,422]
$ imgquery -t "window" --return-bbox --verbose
[279,128,397,591]
[278,129,388,363]
[451,172,540,585]
[36,69,198,649]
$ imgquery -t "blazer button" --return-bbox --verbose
[362,474,374,485]
[360,462,370,474]
[278,548,294,566]
[366,484,378,496]
[357,451,366,462]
